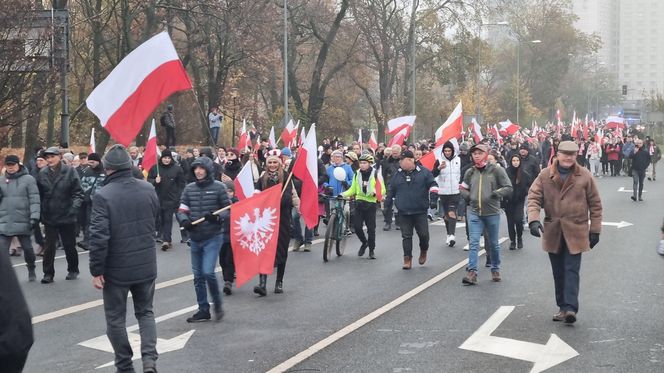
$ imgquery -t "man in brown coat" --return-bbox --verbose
[527,141,602,324]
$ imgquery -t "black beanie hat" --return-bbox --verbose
[102,144,132,171]
[161,149,173,159]
[87,153,102,162]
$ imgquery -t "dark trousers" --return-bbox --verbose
[601,161,609,174]
[33,223,44,247]
[548,240,582,313]
[383,197,399,226]
[219,242,235,283]
[505,199,525,242]
[158,207,176,243]
[353,201,377,249]
[43,223,78,277]
[439,194,459,235]
[610,159,620,176]
[399,213,429,257]
[0,235,36,269]
[165,126,176,147]
[103,279,157,373]
[632,170,645,199]
[82,202,93,244]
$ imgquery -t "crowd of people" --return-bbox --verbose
[0,116,661,372]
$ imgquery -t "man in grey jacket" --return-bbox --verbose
[89,145,160,373]
[0,155,40,281]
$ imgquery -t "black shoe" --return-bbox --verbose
[395,225,400,230]
[213,305,224,321]
[274,281,283,294]
[368,249,376,259]
[186,310,211,323]
[253,275,267,296]
[28,268,36,282]
[41,275,54,284]
[564,311,577,324]
[358,242,368,257]
[509,241,516,250]
[648,177,652,181]
[383,223,391,231]
[517,238,523,249]
[639,197,643,201]
[76,241,88,251]
[65,271,79,280]
[631,196,636,201]
[223,281,232,295]
[143,366,158,373]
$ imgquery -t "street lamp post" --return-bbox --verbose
[477,21,509,124]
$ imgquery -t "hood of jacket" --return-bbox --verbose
[5,165,28,179]
[190,156,215,185]
[443,140,456,160]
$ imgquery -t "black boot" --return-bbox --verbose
[253,275,267,297]
[368,248,376,259]
[517,237,523,249]
[358,242,367,257]
[28,266,36,282]
[274,281,283,294]
[509,241,516,250]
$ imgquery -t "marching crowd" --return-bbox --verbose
[0,117,661,372]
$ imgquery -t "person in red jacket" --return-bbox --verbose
[605,138,621,176]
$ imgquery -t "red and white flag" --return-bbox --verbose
[387,127,409,147]
[499,119,520,136]
[357,128,363,146]
[470,117,483,144]
[280,119,298,146]
[291,124,318,228]
[386,115,416,135]
[268,126,277,148]
[490,124,503,146]
[434,101,463,147]
[605,115,625,129]
[88,128,96,154]
[297,126,306,148]
[230,184,281,287]
[368,130,378,151]
[234,161,256,200]
[237,119,249,151]
[141,119,160,173]
[375,167,385,202]
[86,32,192,146]
[556,109,562,124]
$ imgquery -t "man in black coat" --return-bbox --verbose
[381,145,402,231]
[89,145,160,373]
[518,143,541,180]
[147,149,185,251]
[36,147,84,283]
[629,139,651,202]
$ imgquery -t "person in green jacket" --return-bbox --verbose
[342,154,385,259]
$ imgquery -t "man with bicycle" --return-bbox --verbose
[342,154,385,259]
[385,150,436,269]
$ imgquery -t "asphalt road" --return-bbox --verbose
[13,167,664,373]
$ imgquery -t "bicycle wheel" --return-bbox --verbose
[323,212,337,262]
[335,215,347,256]
[335,234,347,256]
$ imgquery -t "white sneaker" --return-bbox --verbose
[479,237,485,248]
[448,235,456,247]
[445,235,451,246]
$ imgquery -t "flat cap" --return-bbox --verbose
[469,144,489,153]
[558,141,579,153]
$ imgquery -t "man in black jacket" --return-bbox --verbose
[630,139,651,202]
[36,147,84,283]
[381,145,402,231]
[147,149,185,250]
[89,144,160,373]
[177,156,231,323]
[385,150,436,269]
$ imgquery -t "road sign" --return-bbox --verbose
[460,306,578,373]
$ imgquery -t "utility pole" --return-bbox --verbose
[53,0,69,148]
[283,0,289,126]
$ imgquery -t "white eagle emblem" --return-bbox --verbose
[234,207,278,255]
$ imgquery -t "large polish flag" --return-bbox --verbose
[141,119,160,173]
[88,128,96,154]
[234,161,256,200]
[434,101,463,146]
[386,115,416,135]
[387,127,410,147]
[297,126,306,148]
[291,124,318,229]
[605,115,625,129]
[86,32,192,146]
[470,118,483,143]
[499,119,520,136]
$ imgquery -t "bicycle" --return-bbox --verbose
[323,195,348,262]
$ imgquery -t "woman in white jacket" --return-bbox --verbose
[432,141,461,247]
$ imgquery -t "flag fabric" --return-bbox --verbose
[234,161,256,200]
[470,118,483,144]
[419,145,442,171]
[385,115,416,135]
[268,126,277,148]
[88,128,96,154]
[141,119,160,173]
[375,166,385,202]
[237,119,249,151]
[490,124,503,146]
[297,126,306,148]
[570,121,577,139]
[86,32,192,146]
[434,101,463,147]
[556,109,562,124]
[605,115,625,129]
[387,127,409,147]
[499,119,520,136]
[291,124,318,228]
[357,128,362,146]
[280,119,298,146]
[253,135,261,154]
[230,184,282,287]
[583,114,589,140]
[368,130,378,151]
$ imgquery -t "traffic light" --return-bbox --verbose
[622,85,627,95]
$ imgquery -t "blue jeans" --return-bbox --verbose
[190,234,223,313]
[210,127,220,145]
[291,209,313,244]
[467,212,501,273]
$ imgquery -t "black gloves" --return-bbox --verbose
[31,219,39,229]
[182,220,195,231]
[324,186,334,195]
[204,212,220,223]
[529,221,544,237]
[589,233,600,248]
[341,181,349,190]
[336,194,345,200]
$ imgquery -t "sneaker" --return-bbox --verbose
[368,249,376,259]
[76,241,88,251]
[213,305,224,322]
[303,243,312,252]
[448,235,455,247]
[223,281,232,295]
[143,366,158,373]
[491,271,501,282]
[462,271,477,285]
[161,242,171,251]
[563,311,577,324]
[552,311,565,322]
[186,310,211,323]
[395,225,400,230]
[65,271,79,280]
[630,196,636,201]
[155,238,163,243]
[445,235,451,246]
[383,222,392,231]
[427,213,434,222]
[41,275,54,284]
[274,281,284,294]
[463,244,469,251]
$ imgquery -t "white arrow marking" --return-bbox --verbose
[459,306,578,373]
[601,221,633,229]
[79,305,198,369]
[618,187,646,193]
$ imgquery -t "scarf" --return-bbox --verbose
[473,152,489,169]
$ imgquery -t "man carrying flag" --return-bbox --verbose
[177,156,231,322]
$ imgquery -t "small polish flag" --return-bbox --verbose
[470,118,483,144]
[280,119,298,146]
[234,161,256,200]
[86,32,192,146]
[499,119,520,135]
[291,124,318,228]
[297,126,306,148]
[368,130,378,151]
[434,101,463,147]
[374,166,385,202]
[385,115,416,135]
[237,119,249,151]
[141,119,160,173]
[88,128,96,154]
[268,126,277,148]
[357,128,363,146]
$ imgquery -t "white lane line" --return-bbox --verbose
[32,269,219,325]
[13,250,90,268]
[266,251,486,373]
